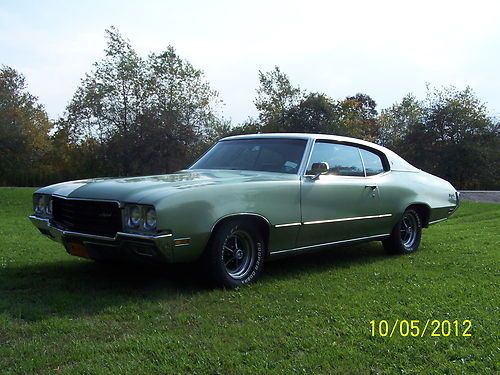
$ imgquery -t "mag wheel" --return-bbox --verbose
[207,219,265,288]
[383,208,422,254]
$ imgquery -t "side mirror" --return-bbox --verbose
[310,162,329,180]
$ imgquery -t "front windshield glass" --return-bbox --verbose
[190,138,307,174]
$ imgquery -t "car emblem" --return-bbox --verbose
[98,212,113,218]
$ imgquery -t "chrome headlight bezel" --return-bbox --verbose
[33,194,53,218]
[123,204,157,233]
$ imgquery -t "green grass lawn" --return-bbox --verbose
[0,187,498,374]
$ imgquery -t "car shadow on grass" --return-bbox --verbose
[0,260,210,321]
[0,242,389,321]
[262,241,389,280]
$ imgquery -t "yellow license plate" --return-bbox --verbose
[66,242,89,258]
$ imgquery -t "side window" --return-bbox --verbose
[359,148,385,176]
[306,142,364,177]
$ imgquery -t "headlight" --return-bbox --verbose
[124,204,157,232]
[33,194,52,218]
[34,195,43,214]
[128,206,142,228]
[145,208,157,230]
[46,198,53,215]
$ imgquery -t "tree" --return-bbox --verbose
[64,27,222,177]
[421,86,499,188]
[283,91,381,139]
[0,66,52,185]
[377,94,424,151]
[43,119,83,183]
[285,93,341,134]
[380,86,499,189]
[254,66,303,131]
[336,93,379,141]
[65,27,146,176]
[143,47,221,172]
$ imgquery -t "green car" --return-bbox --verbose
[30,133,460,288]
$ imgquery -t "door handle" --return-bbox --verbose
[365,185,378,189]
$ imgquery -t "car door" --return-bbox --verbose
[298,141,389,247]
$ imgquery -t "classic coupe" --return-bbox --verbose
[30,133,460,287]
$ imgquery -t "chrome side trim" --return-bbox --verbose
[302,139,392,178]
[304,173,370,180]
[390,169,420,173]
[303,213,392,225]
[274,222,302,228]
[357,147,367,177]
[297,138,315,176]
[428,218,448,225]
[270,233,390,255]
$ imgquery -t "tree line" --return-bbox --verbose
[1,28,498,189]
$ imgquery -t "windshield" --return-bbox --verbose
[190,138,307,174]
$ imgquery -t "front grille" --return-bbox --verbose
[52,196,122,237]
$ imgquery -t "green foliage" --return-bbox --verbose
[378,94,424,150]
[254,66,303,131]
[142,47,222,171]
[285,93,340,134]
[0,66,52,185]
[337,93,379,141]
[254,67,379,140]
[63,27,222,177]
[0,188,498,373]
[1,45,499,189]
[378,86,499,189]
[421,87,498,189]
[252,69,498,189]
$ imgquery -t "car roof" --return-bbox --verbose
[220,133,419,171]
[222,132,384,152]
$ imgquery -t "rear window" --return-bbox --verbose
[359,148,385,176]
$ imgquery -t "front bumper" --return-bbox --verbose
[455,191,461,211]
[448,191,461,215]
[29,215,174,262]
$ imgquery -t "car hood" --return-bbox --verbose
[36,169,298,204]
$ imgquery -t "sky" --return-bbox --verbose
[1,0,499,123]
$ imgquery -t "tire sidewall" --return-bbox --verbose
[210,220,265,288]
[397,209,422,253]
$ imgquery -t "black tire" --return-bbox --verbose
[383,208,422,254]
[207,219,265,288]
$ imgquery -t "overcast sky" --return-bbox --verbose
[1,0,499,122]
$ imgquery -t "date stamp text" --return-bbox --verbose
[369,319,472,337]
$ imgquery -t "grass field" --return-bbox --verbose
[0,187,498,374]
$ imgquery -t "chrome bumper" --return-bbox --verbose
[29,215,174,261]
[448,191,460,215]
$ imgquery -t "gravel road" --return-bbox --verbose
[459,191,500,203]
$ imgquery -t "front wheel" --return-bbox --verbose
[383,208,422,254]
[207,219,265,288]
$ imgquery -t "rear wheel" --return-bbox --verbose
[207,219,265,288]
[383,208,422,254]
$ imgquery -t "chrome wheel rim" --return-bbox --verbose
[222,230,255,279]
[400,213,418,248]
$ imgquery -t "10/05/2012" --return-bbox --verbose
[370,319,472,337]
